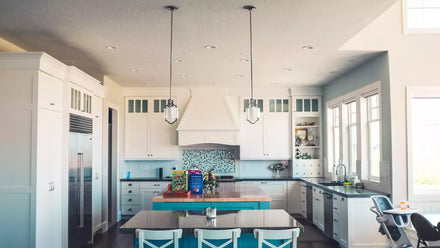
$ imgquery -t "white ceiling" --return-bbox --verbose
[0,0,395,87]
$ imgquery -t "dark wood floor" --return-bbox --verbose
[92,216,339,248]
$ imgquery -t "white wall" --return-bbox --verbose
[341,0,440,207]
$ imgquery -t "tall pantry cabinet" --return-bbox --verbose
[0,53,67,248]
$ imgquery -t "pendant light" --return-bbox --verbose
[244,5,260,124]
[164,5,179,124]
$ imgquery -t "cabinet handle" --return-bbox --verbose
[334,197,338,200]
[153,191,160,194]
[128,208,132,211]
[334,219,338,222]
[334,232,338,236]
[153,184,160,187]
[128,183,132,186]
[315,198,319,201]
[341,198,345,201]
[301,201,305,203]
[128,199,132,202]
[50,103,55,106]
[128,190,132,193]
[95,115,99,118]
[333,207,338,210]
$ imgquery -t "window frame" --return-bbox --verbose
[365,94,381,182]
[403,0,440,34]
[326,81,381,181]
[407,86,440,201]
[346,101,358,174]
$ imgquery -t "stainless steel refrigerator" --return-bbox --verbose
[69,114,93,248]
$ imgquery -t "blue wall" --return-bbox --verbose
[322,52,391,187]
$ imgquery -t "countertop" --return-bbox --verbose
[120,209,302,234]
[152,182,271,202]
[121,177,387,198]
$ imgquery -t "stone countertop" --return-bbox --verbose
[152,182,271,202]
[120,209,303,234]
[120,177,172,182]
[120,177,387,198]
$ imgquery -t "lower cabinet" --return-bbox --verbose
[333,195,348,247]
[251,181,287,210]
[299,183,308,218]
[312,186,325,231]
[287,181,302,214]
[121,181,168,215]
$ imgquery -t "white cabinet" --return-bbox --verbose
[0,53,66,248]
[292,96,322,177]
[124,97,177,160]
[69,83,93,116]
[251,181,287,210]
[333,195,348,247]
[240,98,291,160]
[287,181,302,214]
[312,186,325,231]
[299,183,308,218]
[121,181,168,215]
[92,96,103,233]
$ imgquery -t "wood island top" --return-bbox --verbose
[152,182,271,202]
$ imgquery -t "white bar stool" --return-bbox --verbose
[253,228,300,248]
[194,228,241,248]
[136,229,183,248]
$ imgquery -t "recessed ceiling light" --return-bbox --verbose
[302,45,314,50]
[240,59,249,62]
[173,59,183,63]
[181,74,188,78]
[146,83,151,86]
[204,45,216,49]
[235,74,244,78]
[283,68,292,71]
[105,45,118,50]
[129,68,138,72]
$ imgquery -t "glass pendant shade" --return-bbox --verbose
[246,99,260,124]
[164,99,179,124]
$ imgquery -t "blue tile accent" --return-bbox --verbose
[182,150,235,173]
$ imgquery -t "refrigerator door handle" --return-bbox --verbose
[79,152,84,228]
[76,152,81,227]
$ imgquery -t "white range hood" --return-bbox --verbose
[177,88,240,146]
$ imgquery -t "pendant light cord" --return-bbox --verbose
[246,6,255,101]
[168,6,176,101]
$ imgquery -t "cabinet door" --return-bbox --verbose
[92,96,103,232]
[240,114,265,159]
[148,114,177,159]
[339,197,348,247]
[125,113,148,159]
[254,181,287,210]
[287,181,301,213]
[140,189,161,210]
[38,72,63,112]
[264,113,291,159]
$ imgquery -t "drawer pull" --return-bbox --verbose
[50,103,55,106]
[341,198,345,201]
[128,183,132,186]
[333,207,338,210]
[334,232,338,236]
[334,197,338,200]
[128,208,132,211]
[128,199,132,202]
[154,184,160,187]
[334,219,338,222]
[128,190,132,193]
[153,191,160,194]
[301,201,305,203]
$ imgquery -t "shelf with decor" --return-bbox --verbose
[292,96,322,177]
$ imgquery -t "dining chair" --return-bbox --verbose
[411,212,440,248]
[136,229,183,248]
[194,228,241,248]
[253,228,300,248]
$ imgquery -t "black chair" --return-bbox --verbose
[411,212,440,248]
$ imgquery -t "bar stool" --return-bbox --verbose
[194,228,241,248]
[253,228,300,248]
[136,229,183,248]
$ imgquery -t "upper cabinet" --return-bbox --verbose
[124,97,178,160]
[240,97,291,160]
[293,97,320,115]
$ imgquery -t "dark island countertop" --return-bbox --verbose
[120,209,303,234]
[120,177,387,198]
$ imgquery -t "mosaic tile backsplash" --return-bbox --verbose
[182,149,235,173]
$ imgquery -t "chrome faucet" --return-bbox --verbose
[336,163,347,182]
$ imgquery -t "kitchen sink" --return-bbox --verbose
[319,182,343,186]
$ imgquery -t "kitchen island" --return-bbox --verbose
[152,182,271,210]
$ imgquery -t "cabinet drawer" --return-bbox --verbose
[38,72,63,112]
[140,182,168,189]
[121,205,141,215]
[121,188,140,195]
[122,182,140,189]
[122,195,140,205]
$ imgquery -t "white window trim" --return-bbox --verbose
[326,81,381,181]
[402,0,440,34]
[406,86,440,201]
[366,94,381,182]
[347,102,357,174]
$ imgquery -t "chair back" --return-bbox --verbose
[371,195,394,214]
[194,228,241,248]
[137,229,183,248]
[411,213,440,242]
[253,228,300,248]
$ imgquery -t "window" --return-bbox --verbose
[328,107,340,169]
[347,101,357,173]
[404,0,440,33]
[326,82,381,181]
[407,87,440,200]
[366,94,381,181]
